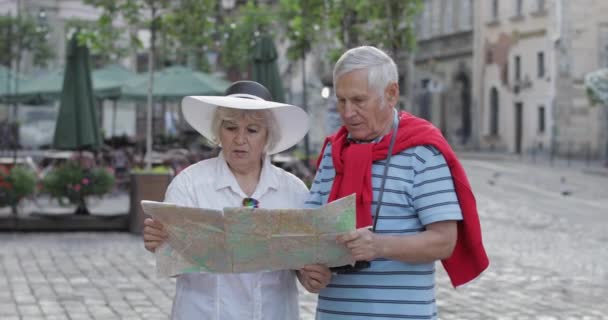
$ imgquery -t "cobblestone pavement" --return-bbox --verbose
[1,157,607,319]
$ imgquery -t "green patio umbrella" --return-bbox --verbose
[91,64,138,137]
[121,65,230,101]
[12,66,123,103]
[52,34,101,150]
[93,64,138,99]
[13,69,64,103]
[251,34,285,102]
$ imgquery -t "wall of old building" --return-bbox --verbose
[553,0,608,158]
[475,0,608,158]
[413,0,474,147]
[475,0,557,153]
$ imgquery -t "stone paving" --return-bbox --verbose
[1,156,608,319]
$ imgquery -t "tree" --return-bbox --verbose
[65,18,129,65]
[0,14,54,69]
[279,0,325,61]
[160,0,217,72]
[0,13,54,104]
[84,0,171,169]
[343,0,423,109]
[325,0,423,62]
[220,1,277,75]
[278,0,326,164]
[0,12,53,160]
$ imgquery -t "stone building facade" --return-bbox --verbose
[473,0,608,157]
[412,0,475,146]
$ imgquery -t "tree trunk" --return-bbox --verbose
[75,199,89,215]
[145,6,157,170]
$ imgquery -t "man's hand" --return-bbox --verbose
[337,227,382,262]
[143,218,168,252]
[297,264,332,293]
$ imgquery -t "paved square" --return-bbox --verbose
[1,157,607,319]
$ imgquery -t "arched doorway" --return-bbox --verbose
[455,70,471,144]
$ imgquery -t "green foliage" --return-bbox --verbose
[221,1,278,72]
[161,0,216,72]
[279,0,325,60]
[41,162,115,205]
[0,14,54,67]
[277,0,422,64]
[82,0,170,62]
[0,165,37,208]
[587,87,602,106]
[79,0,423,73]
[66,18,130,64]
[364,0,423,55]
[328,0,423,59]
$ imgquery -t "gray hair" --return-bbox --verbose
[210,107,280,154]
[333,46,399,100]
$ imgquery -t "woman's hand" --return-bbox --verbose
[297,264,332,293]
[143,218,168,252]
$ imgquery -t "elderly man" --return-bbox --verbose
[300,46,489,319]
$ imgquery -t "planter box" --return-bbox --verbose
[129,172,172,234]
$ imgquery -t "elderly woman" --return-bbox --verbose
[142,81,331,320]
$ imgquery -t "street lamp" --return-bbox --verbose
[321,86,330,99]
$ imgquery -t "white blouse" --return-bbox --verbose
[162,153,309,320]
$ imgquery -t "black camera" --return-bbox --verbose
[329,260,371,274]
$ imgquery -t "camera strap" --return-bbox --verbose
[328,110,400,274]
[371,109,399,232]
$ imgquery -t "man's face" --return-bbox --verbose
[335,69,397,141]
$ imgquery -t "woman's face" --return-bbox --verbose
[219,113,268,172]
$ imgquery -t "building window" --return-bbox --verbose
[537,52,545,78]
[421,2,431,39]
[432,0,442,37]
[537,0,545,12]
[490,87,500,136]
[460,0,472,30]
[515,55,521,82]
[442,0,453,34]
[502,62,509,85]
[492,0,499,20]
[600,24,608,67]
[486,49,494,64]
[538,106,545,133]
[515,0,523,16]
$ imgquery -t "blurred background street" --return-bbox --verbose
[1,155,607,319]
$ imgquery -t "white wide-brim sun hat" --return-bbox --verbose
[181,93,310,155]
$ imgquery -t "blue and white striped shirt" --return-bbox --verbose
[305,138,463,320]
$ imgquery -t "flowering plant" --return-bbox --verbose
[41,161,115,213]
[0,165,37,209]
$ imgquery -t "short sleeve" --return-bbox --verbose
[303,144,335,209]
[411,146,463,226]
[164,172,198,207]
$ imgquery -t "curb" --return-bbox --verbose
[455,151,514,162]
[581,167,608,177]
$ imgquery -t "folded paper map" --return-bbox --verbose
[141,194,356,277]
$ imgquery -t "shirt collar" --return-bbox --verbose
[214,152,279,198]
